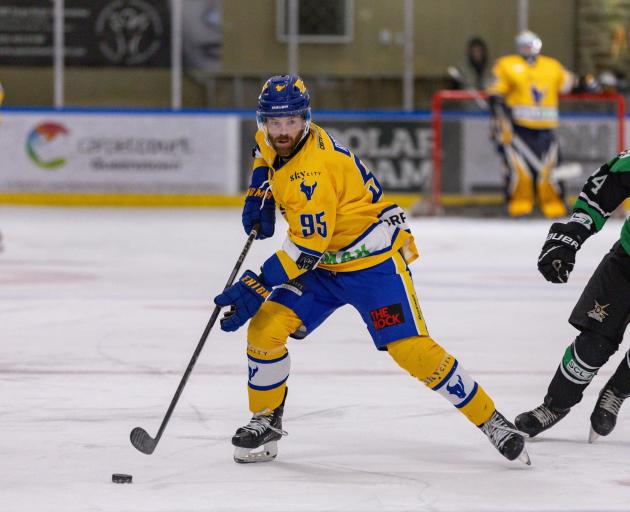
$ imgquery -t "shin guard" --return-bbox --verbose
[388,336,494,426]
[246,301,302,413]
[536,143,567,219]
[505,146,535,217]
[608,350,630,397]
[546,330,617,410]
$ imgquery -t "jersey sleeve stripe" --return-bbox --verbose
[576,193,611,217]
[574,197,609,231]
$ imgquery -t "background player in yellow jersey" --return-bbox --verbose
[487,31,574,218]
[213,74,530,465]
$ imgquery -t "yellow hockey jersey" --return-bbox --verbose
[487,54,573,129]
[252,122,418,285]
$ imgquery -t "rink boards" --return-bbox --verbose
[0,107,623,207]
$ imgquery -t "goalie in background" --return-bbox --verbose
[516,149,630,442]
[487,30,574,218]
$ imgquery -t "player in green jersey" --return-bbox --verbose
[516,150,630,442]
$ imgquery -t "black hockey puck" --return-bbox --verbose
[112,473,133,484]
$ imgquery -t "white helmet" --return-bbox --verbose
[515,30,542,59]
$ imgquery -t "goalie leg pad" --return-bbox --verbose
[537,179,567,218]
[387,336,494,425]
[247,301,302,413]
[536,143,567,218]
[505,146,535,217]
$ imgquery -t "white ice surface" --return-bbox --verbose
[1,206,629,512]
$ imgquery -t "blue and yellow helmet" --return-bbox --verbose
[256,75,312,139]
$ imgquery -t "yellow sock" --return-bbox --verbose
[246,301,302,413]
[388,336,494,426]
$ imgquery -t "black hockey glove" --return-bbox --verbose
[537,221,592,283]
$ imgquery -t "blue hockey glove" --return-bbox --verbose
[214,270,272,332]
[243,167,275,240]
[538,221,591,283]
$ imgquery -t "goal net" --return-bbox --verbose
[416,90,626,216]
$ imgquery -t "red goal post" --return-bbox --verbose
[429,90,626,214]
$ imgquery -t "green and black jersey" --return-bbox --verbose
[572,151,630,255]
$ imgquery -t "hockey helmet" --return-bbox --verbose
[515,30,542,59]
[256,75,311,136]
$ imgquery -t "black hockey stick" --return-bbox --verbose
[130,225,259,455]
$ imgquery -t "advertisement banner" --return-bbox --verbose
[0,111,240,194]
[0,0,171,67]
[239,116,461,194]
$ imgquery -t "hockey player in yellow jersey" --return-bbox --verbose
[487,31,574,218]
[214,75,530,465]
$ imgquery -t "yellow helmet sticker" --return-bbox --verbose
[275,84,287,92]
[294,79,306,93]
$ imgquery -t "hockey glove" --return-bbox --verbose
[243,167,275,240]
[214,270,272,332]
[538,221,591,283]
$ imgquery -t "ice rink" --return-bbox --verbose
[1,206,629,512]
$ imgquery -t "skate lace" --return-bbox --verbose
[531,404,563,427]
[481,413,514,450]
[242,409,288,437]
[599,388,625,416]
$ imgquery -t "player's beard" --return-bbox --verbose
[270,131,303,157]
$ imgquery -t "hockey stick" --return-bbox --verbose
[447,66,488,110]
[130,224,260,455]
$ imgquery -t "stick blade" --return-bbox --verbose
[130,427,157,455]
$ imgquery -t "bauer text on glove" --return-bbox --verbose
[537,221,591,283]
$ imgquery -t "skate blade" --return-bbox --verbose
[588,427,600,444]
[517,446,532,466]
[233,441,278,464]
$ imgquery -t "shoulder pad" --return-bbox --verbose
[311,125,326,150]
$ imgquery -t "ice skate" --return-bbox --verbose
[589,384,628,443]
[232,402,287,463]
[515,400,569,438]
[480,410,530,465]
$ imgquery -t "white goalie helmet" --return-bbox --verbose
[515,30,542,59]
